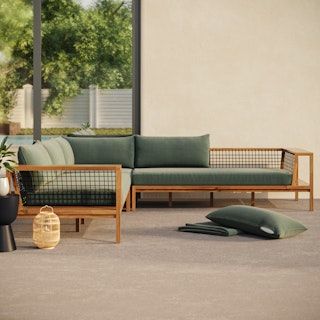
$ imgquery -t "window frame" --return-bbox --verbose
[32,0,141,140]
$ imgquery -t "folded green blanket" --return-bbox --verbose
[178,221,241,236]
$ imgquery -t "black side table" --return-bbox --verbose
[0,194,19,252]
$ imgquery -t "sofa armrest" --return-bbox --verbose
[15,165,122,210]
[283,148,313,156]
[282,149,313,190]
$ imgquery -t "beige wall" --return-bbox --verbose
[141,0,320,199]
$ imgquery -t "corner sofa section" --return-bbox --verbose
[16,136,134,243]
[130,136,313,211]
[15,134,314,244]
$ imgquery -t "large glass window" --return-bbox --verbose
[0,0,33,146]
[41,0,133,137]
[0,0,134,147]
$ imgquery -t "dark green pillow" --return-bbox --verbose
[206,205,307,239]
[65,136,134,168]
[135,135,210,168]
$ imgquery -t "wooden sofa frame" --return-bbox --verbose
[13,165,131,243]
[131,148,314,211]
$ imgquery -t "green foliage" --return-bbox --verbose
[0,65,20,122]
[0,136,17,174]
[0,0,32,62]
[0,0,32,122]
[1,0,132,118]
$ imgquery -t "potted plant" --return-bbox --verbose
[0,136,17,196]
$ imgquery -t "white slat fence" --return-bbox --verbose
[10,84,132,128]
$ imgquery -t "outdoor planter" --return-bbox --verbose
[0,122,21,135]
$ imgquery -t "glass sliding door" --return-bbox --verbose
[0,0,33,146]
[40,0,133,137]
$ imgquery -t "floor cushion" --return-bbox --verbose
[206,205,307,239]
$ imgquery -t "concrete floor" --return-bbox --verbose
[0,199,319,320]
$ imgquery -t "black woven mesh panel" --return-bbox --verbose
[283,152,295,173]
[16,170,116,206]
[209,149,283,169]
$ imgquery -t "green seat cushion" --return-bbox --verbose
[41,139,66,165]
[135,135,210,168]
[206,205,307,239]
[132,168,292,185]
[65,136,134,168]
[56,137,75,164]
[23,169,132,207]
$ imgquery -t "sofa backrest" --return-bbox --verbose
[65,136,135,168]
[134,135,210,168]
[18,137,75,166]
[18,135,210,169]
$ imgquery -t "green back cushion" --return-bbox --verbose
[206,205,307,239]
[41,139,66,165]
[65,136,135,168]
[18,143,52,166]
[18,143,53,185]
[135,135,210,168]
[56,137,75,164]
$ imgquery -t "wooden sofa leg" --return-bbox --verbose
[126,190,131,212]
[295,191,299,201]
[132,188,136,211]
[81,218,84,224]
[310,190,314,212]
[210,192,214,207]
[75,219,80,232]
[115,213,121,243]
[251,192,255,206]
[169,192,173,207]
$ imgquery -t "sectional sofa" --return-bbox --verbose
[14,134,313,243]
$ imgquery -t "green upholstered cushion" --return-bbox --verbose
[65,136,134,168]
[135,135,210,168]
[132,168,292,186]
[206,205,307,239]
[18,143,52,165]
[24,169,131,207]
[56,137,75,164]
[41,139,66,165]
[18,143,53,185]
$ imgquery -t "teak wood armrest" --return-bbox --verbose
[283,148,313,156]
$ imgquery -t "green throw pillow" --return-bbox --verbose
[206,205,307,239]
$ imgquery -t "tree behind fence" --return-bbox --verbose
[10,85,132,129]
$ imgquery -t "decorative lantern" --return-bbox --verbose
[33,206,60,249]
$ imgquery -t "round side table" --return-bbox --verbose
[0,194,19,252]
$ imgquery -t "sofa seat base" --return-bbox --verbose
[132,168,293,186]
[23,169,132,207]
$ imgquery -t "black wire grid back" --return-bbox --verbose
[210,149,294,173]
[17,170,117,206]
